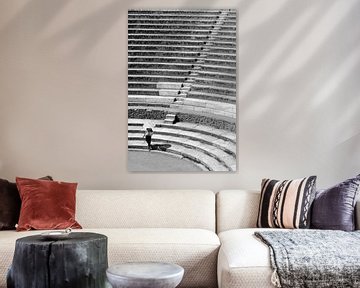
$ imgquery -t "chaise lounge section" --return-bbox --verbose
[216,189,360,288]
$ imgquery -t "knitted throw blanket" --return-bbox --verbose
[255,230,360,288]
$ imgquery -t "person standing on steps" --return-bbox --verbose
[143,127,154,151]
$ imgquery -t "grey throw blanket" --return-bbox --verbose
[255,230,360,288]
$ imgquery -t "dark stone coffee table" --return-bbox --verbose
[7,232,108,288]
[106,262,184,288]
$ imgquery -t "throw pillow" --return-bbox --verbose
[257,176,317,229]
[311,174,360,231]
[16,177,82,231]
[0,176,53,230]
[0,179,20,230]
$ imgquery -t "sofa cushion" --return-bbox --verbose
[76,190,216,231]
[0,228,220,288]
[218,228,276,288]
[311,174,360,231]
[216,190,260,233]
[16,177,82,231]
[0,179,20,230]
[257,176,316,229]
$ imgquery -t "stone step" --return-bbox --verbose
[159,89,180,97]
[128,88,159,96]
[187,92,236,104]
[128,105,171,114]
[156,82,183,90]
[195,70,236,80]
[128,45,203,52]
[128,24,235,30]
[128,39,208,46]
[129,56,196,64]
[128,69,190,76]
[127,29,215,35]
[129,51,200,57]
[129,62,193,69]
[128,102,170,109]
[128,122,236,149]
[129,75,186,82]
[128,95,175,104]
[202,58,236,67]
[128,10,226,14]
[190,84,236,96]
[128,140,230,172]
[128,134,234,171]
[164,113,177,124]
[192,76,236,87]
[128,19,237,26]
[128,119,236,143]
[128,34,209,41]
[128,82,157,89]
[128,126,236,157]
[128,19,219,24]
[166,122,236,143]
[169,104,235,123]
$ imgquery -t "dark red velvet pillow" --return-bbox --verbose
[16,177,82,231]
[0,176,53,230]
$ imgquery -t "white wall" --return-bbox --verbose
[0,0,359,191]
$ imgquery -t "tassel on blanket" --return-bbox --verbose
[271,269,281,287]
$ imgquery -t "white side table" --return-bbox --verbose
[106,262,184,288]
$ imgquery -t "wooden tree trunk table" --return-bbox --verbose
[7,232,108,288]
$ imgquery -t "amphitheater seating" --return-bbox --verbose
[128,9,236,171]
[128,119,236,171]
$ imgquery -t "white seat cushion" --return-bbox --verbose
[0,228,219,288]
[218,228,278,288]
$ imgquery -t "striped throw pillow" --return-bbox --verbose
[257,176,317,229]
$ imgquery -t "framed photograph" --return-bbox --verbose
[128,9,236,172]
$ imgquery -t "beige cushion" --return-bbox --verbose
[217,228,276,288]
[0,228,219,288]
[216,190,260,233]
[76,190,216,231]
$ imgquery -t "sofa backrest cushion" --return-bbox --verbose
[217,190,360,233]
[216,190,260,233]
[76,190,216,231]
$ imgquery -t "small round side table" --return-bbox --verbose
[106,262,184,288]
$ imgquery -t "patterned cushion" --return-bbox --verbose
[257,176,316,229]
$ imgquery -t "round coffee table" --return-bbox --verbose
[106,262,184,288]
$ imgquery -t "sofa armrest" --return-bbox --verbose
[356,200,360,230]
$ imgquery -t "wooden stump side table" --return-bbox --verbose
[7,232,108,288]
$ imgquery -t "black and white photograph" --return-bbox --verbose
[127,9,237,172]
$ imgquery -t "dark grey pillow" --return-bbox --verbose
[311,174,360,231]
[0,179,20,230]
